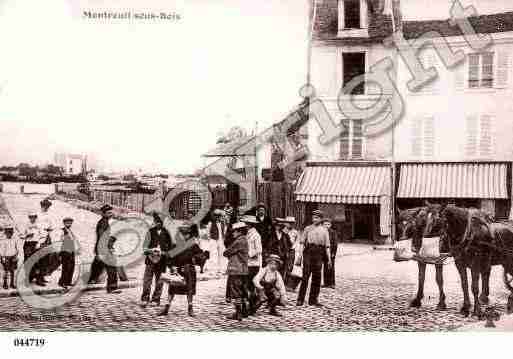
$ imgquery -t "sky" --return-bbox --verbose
[0,0,309,173]
[1,0,512,174]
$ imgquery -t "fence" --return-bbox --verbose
[257,181,306,228]
[0,182,56,194]
[91,190,162,213]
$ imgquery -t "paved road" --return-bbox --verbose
[0,250,510,331]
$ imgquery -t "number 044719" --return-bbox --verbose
[13,338,46,347]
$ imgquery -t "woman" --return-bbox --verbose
[158,222,204,317]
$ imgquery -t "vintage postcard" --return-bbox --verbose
[1,0,513,352]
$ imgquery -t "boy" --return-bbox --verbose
[22,212,46,286]
[223,222,249,321]
[0,225,19,289]
[253,254,287,316]
[58,217,78,290]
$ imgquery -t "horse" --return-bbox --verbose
[396,207,447,310]
[466,213,513,314]
[424,204,498,318]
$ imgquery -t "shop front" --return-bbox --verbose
[295,162,392,243]
[396,162,511,220]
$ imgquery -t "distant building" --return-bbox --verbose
[54,153,87,176]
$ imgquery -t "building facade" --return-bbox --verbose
[296,0,513,242]
[54,153,87,176]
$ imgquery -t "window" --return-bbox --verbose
[465,114,493,158]
[344,0,361,29]
[343,52,366,95]
[468,53,494,88]
[340,119,364,159]
[411,116,435,158]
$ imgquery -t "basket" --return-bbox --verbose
[393,240,414,262]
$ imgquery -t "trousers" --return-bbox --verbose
[141,263,163,302]
[297,246,324,304]
[88,255,118,292]
[59,252,75,287]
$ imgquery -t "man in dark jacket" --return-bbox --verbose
[141,213,173,307]
[88,204,121,294]
[322,218,338,289]
[254,203,273,258]
[269,219,292,280]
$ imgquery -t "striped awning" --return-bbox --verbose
[397,163,508,199]
[295,165,390,204]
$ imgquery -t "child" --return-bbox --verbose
[58,217,78,290]
[253,254,287,316]
[0,225,19,289]
[223,222,249,321]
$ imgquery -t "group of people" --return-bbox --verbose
[0,198,81,290]
[139,202,340,320]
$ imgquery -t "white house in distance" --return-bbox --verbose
[297,0,513,243]
[54,153,87,176]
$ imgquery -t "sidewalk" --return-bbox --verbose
[457,314,513,331]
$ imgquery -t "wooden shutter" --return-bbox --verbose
[479,114,493,157]
[311,49,336,97]
[420,51,437,92]
[465,114,478,157]
[454,60,466,91]
[496,51,511,89]
[411,117,422,157]
[423,116,435,157]
[352,119,363,158]
[340,126,350,159]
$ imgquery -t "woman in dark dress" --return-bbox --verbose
[158,222,204,317]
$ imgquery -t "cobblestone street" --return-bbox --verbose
[0,249,510,332]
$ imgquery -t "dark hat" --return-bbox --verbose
[40,199,52,207]
[152,212,163,224]
[63,217,74,223]
[266,254,283,265]
[256,202,266,209]
[4,225,14,231]
[312,210,324,217]
[100,204,113,213]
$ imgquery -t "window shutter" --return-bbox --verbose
[423,116,435,157]
[454,61,466,91]
[411,117,422,157]
[311,49,336,97]
[421,51,437,92]
[496,51,510,89]
[465,114,478,158]
[479,114,493,157]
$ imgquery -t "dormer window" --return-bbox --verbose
[338,0,369,37]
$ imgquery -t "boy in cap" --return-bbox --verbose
[253,254,287,316]
[22,212,46,286]
[58,217,78,290]
[223,222,249,321]
[0,225,19,289]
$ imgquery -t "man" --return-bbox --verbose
[206,209,227,274]
[58,217,79,290]
[141,212,173,307]
[269,218,292,280]
[0,225,19,289]
[88,204,121,294]
[282,217,301,291]
[254,203,273,259]
[322,218,338,289]
[241,215,262,314]
[22,212,46,286]
[38,198,58,282]
[296,210,331,307]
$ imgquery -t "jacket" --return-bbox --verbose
[269,230,292,261]
[61,227,78,254]
[255,215,273,252]
[223,234,248,275]
[95,217,116,255]
[247,227,262,267]
[144,226,173,269]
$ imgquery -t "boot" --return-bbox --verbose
[241,301,249,318]
[2,277,7,290]
[226,304,242,321]
[9,274,16,289]
[188,304,195,317]
[158,304,170,316]
[269,306,282,317]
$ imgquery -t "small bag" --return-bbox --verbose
[290,264,302,278]
[393,240,414,262]
[160,272,186,287]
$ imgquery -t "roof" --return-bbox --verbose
[397,163,508,199]
[202,136,255,157]
[403,11,513,39]
[295,163,390,204]
[312,0,401,44]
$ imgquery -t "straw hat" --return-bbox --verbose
[266,254,283,265]
[282,216,296,224]
[231,222,247,231]
[240,215,258,224]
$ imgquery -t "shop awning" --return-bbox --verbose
[295,165,390,204]
[397,163,508,199]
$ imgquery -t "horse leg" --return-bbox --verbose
[470,264,482,319]
[435,264,447,310]
[479,265,491,305]
[456,260,471,316]
[410,261,426,308]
